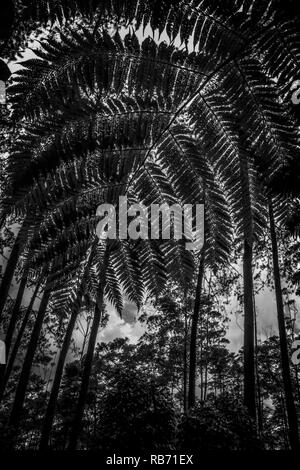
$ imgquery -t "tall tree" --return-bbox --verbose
[269,199,300,450]
[9,275,53,430]
[188,247,205,409]
[243,238,256,420]
[68,247,109,450]
[4,265,29,358]
[0,277,42,401]
[39,243,97,450]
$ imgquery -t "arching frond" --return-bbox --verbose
[9,30,209,120]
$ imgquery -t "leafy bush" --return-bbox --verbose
[93,368,177,453]
[178,395,263,452]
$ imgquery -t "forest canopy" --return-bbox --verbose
[0,0,300,453]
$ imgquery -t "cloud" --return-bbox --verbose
[98,302,145,345]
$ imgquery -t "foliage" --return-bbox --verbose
[178,396,262,452]
[1,0,300,453]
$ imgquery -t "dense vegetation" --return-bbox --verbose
[1,0,300,452]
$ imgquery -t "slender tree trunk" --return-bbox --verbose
[183,310,188,413]
[39,243,97,450]
[0,219,28,321]
[0,266,28,392]
[68,253,108,450]
[39,306,79,450]
[294,366,300,404]
[204,362,208,401]
[9,278,52,429]
[204,315,209,401]
[4,266,29,358]
[280,391,290,450]
[243,239,257,421]
[188,247,205,409]
[68,289,105,450]
[0,279,41,402]
[269,200,300,450]
[199,329,203,401]
[204,275,212,401]
[237,131,257,422]
[254,293,263,435]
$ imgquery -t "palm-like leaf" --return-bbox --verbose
[4,0,300,329]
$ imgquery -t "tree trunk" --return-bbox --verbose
[39,243,97,450]
[0,266,28,393]
[0,279,41,402]
[237,129,257,422]
[9,277,52,429]
[0,219,28,321]
[188,247,205,409]
[255,325,263,436]
[183,310,188,413]
[269,200,300,450]
[204,313,209,401]
[254,293,263,436]
[4,265,29,358]
[68,252,108,450]
[243,239,257,421]
[39,305,79,450]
